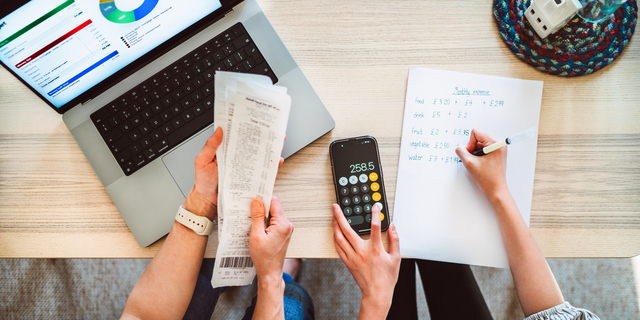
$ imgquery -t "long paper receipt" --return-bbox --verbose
[211,71,291,287]
[394,67,543,268]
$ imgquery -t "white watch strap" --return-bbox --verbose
[175,205,215,236]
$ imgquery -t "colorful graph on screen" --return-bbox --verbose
[99,0,159,24]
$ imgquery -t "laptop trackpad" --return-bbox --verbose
[162,126,215,197]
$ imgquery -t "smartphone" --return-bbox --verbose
[330,136,390,235]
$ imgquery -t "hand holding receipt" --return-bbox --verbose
[211,71,291,288]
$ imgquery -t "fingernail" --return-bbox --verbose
[272,195,278,200]
[252,200,261,208]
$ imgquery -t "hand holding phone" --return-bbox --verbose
[330,136,390,235]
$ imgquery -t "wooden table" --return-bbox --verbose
[1,0,639,259]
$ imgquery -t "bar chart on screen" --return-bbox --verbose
[0,0,117,100]
[0,0,222,107]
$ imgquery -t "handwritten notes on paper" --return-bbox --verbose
[393,67,543,268]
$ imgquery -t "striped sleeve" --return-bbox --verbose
[524,302,600,320]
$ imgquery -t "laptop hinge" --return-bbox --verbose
[82,99,92,106]
[224,8,234,17]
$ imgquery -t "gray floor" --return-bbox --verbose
[0,258,637,319]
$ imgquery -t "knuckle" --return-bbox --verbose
[194,155,204,167]
[358,251,367,261]
[285,222,294,234]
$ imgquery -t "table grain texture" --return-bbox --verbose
[1,0,639,258]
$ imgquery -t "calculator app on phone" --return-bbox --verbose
[330,136,389,234]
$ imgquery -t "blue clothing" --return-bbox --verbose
[183,259,314,320]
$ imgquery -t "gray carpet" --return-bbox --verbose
[0,258,637,319]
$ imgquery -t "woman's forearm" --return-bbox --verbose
[358,295,391,320]
[122,222,208,320]
[489,189,564,317]
[252,275,285,320]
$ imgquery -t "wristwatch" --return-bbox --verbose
[175,205,216,236]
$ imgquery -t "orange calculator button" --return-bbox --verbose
[369,172,378,181]
[371,182,380,192]
[372,192,381,201]
[380,213,384,221]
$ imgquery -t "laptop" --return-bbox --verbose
[0,0,335,247]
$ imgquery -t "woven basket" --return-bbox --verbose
[494,0,638,76]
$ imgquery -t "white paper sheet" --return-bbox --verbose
[211,72,291,287]
[214,72,274,240]
[393,67,543,268]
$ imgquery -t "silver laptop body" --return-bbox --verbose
[57,0,334,247]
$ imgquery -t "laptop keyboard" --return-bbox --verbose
[90,23,277,176]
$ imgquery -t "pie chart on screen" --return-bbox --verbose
[99,0,159,24]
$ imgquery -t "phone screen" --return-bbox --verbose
[330,136,389,234]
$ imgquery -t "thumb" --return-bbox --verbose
[268,196,285,221]
[250,199,266,235]
[455,146,474,165]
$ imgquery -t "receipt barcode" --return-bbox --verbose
[220,257,254,269]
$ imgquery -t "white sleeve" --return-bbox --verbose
[524,302,600,320]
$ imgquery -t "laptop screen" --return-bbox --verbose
[0,0,223,109]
